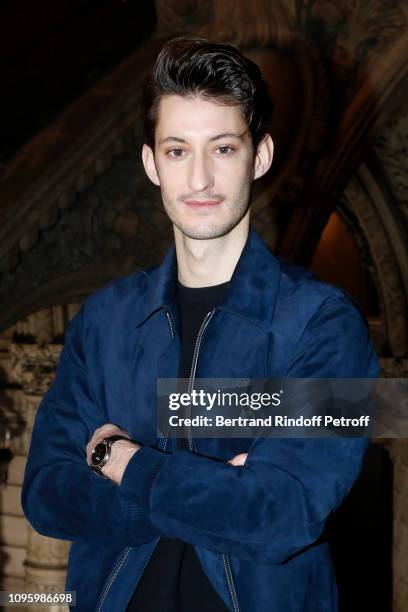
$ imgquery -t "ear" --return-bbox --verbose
[253,134,274,181]
[142,144,160,186]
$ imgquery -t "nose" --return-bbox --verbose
[188,152,214,193]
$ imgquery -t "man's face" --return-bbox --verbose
[145,95,256,240]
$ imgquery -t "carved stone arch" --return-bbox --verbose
[0,138,173,332]
[0,36,168,334]
[341,162,408,357]
[279,29,408,264]
[330,84,408,360]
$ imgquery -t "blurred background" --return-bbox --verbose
[0,1,407,610]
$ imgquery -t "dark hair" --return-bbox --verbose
[142,37,274,151]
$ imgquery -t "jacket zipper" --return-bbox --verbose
[165,310,175,340]
[223,554,241,612]
[185,308,241,612]
[95,546,131,612]
[186,310,215,451]
[162,311,176,452]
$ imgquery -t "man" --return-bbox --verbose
[22,37,378,611]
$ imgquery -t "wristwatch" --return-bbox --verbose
[90,435,131,478]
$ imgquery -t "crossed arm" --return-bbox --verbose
[22,296,378,563]
[85,423,248,485]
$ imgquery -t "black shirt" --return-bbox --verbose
[126,280,229,612]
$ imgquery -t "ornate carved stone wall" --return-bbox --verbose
[0,143,170,331]
[0,306,79,612]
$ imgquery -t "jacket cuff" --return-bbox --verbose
[120,445,168,512]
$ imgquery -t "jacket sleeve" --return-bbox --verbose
[21,304,158,546]
[119,295,379,563]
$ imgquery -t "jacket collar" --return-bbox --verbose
[134,226,281,331]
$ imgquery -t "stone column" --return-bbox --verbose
[10,343,70,612]
[389,438,408,612]
[380,358,408,612]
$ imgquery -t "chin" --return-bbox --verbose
[176,222,238,241]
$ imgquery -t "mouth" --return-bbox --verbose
[183,199,224,209]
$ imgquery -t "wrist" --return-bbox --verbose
[102,440,140,485]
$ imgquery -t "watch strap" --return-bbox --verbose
[104,435,131,446]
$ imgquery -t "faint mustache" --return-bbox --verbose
[179,194,225,202]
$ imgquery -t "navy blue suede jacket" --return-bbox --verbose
[21,228,379,611]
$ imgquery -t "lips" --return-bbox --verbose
[184,199,223,208]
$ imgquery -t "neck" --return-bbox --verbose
[174,211,250,288]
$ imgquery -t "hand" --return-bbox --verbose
[227,452,248,467]
[86,423,140,485]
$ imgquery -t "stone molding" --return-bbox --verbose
[342,169,408,357]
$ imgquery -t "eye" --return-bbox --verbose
[216,145,235,155]
[167,148,186,158]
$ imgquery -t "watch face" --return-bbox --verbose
[91,441,107,467]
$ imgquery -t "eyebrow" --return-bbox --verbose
[159,131,247,145]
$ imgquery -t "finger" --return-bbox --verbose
[88,424,127,448]
[97,424,124,436]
